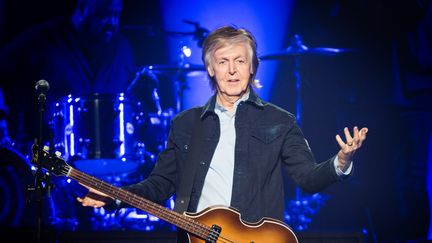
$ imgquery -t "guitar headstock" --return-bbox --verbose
[31,144,70,176]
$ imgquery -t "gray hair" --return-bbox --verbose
[201,25,260,90]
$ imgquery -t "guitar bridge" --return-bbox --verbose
[206,224,221,243]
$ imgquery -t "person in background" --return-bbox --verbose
[77,25,368,241]
[0,0,135,153]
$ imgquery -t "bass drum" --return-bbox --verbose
[0,146,78,230]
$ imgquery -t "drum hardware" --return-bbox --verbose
[164,19,210,48]
[51,92,171,186]
[127,67,162,115]
[51,94,145,182]
[130,63,209,134]
[47,91,171,231]
[259,33,352,135]
[259,34,353,60]
[259,34,351,124]
[145,63,206,113]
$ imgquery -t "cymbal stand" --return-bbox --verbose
[289,35,306,201]
[286,35,326,231]
[173,45,191,113]
[173,69,191,114]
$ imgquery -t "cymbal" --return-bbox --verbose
[259,47,352,60]
[146,63,206,72]
[259,34,352,60]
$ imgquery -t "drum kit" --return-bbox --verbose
[0,24,351,231]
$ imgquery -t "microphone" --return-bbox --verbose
[35,79,50,94]
[34,79,50,110]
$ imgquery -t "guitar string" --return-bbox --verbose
[61,167,235,243]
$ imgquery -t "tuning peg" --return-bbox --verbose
[55,151,62,157]
[43,145,50,151]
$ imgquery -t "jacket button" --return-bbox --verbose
[180,200,185,204]
[184,144,188,150]
[200,161,206,165]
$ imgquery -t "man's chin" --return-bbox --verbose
[221,91,248,99]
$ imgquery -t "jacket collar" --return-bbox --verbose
[200,87,264,119]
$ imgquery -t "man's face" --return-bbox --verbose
[209,43,252,100]
[86,0,122,42]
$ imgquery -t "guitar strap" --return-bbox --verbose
[174,107,206,213]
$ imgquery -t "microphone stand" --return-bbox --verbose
[32,80,51,243]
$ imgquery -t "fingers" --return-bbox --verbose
[353,126,359,141]
[335,126,368,164]
[336,126,368,149]
[77,196,106,208]
[343,127,353,145]
[335,134,346,149]
[357,127,368,147]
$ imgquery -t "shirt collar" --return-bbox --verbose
[201,87,264,119]
[215,91,249,113]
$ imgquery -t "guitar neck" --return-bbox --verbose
[67,167,211,238]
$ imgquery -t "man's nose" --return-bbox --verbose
[228,62,237,74]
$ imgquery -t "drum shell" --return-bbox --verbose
[52,94,143,162]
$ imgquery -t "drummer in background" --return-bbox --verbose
[0,0,136,152]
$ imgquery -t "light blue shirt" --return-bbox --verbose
[196,92,250,211]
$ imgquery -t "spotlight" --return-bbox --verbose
[181,45,192,58]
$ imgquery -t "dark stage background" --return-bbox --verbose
[0,0,431,242]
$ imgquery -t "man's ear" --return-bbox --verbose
[207,66,215,77]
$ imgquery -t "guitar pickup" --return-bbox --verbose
[206,224,221,243]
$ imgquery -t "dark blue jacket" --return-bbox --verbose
[123,88,344,223]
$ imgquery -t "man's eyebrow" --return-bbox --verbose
[216,55,244,60]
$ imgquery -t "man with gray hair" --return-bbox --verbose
[78,25,368,241]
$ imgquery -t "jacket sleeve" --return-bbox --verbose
[281,121,341,194]
[120,126,177,206]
